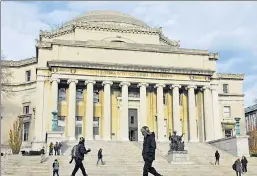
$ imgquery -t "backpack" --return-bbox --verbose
[232,163,236,170]
[71,145,79,157]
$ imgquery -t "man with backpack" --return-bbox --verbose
[70,137,91,176]
[53,159,60,176]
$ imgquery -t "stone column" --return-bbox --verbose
[155,83,166,141]
[67,79,78,140]
[119,82,130,141]
[85,80,96,140]
[211,84,222,140]
[203,86,214,141]
[138,83,149,141]
[102,81,113,140]
[171,84,181,135]
[49,78,60,128]
[32,76,47,150]
[187,85,198,142]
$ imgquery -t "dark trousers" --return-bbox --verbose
[242,165,247,172]
[236,171,241,176]
[71,159,87,176]
[53,169,59,176]
[215,158,219,165]
[143,159,161,176]
[97,157,104,165]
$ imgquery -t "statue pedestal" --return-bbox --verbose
[167,151,192,164]
[46,131,64,146]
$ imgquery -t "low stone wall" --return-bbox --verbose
[208,136,250,157]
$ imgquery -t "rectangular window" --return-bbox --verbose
[225,129,233,138]
[75,116,83,121]
[57,116,65,132]
[93,117,99,135]
[23,122,29,141]
[76,88,83,102]
[179,93,182,106]
[25,70,31,82]
[223,106,231,118]
[58,88,67,101]
[23,106,29,114]
[223,84,229,93]
[163,95,167,105]
[131,116,134,124]
[93,90,100,103]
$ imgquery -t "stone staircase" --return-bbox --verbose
[2,140,257,176]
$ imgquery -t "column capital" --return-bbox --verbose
[137,83,149,88]
[170,84,181,89]
[67,79,78,84]
[37,76,48,82]
[119,82,130,87]
[50,78,60,83]
[154,83,165,88]
[186,85,197,90]
[85,80,96,85]
[202,86,211,90]
[102,81,113,86]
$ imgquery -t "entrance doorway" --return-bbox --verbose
[128,109,138,141]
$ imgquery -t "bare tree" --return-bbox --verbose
[0,51,14,99]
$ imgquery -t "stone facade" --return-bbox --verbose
[1,11,245,146]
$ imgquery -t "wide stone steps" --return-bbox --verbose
[3,141,257,176]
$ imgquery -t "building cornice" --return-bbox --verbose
[39,21,181,47]
[1,57,37,67]
[245,104,257,114]
[218,93,245,97]
[37,39,217,60]
[216,73,244,80]
[47,60,215,76]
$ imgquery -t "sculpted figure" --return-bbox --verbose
[169,131,185,151]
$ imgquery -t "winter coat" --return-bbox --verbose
[142,132,156,161]
[215,152,220,159]
[52,160,59,171]
[241,158,248,166]
[235,160,242,172]
[75,142,90,160]
[98,150,103,159]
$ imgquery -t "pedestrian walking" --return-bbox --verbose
[241,156,248,173]
[53,159,60,176]
[40,146,45,163]
[215,150,220,165]
[70,137,91,176]
[97,148,104,165]
[233,158,242,176]
[141,126,163,176]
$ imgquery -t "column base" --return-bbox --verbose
[67,136,76,141]
[189,139,199,143]
[85,137,94,141]
[103,137,112,141]
[121,138,129,141]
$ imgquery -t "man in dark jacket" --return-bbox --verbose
[215,150,220,165]
[70,137,91,176]
[141,126,162,176]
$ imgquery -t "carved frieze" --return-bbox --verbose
[209,52,219,60]
[217,73,244,80]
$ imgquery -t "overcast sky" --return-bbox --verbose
[1,1,257,107]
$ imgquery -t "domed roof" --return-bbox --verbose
[65,10,150,28]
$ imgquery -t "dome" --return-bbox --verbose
[65,10,150,28]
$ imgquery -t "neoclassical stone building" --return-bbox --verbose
[1,11,246,147]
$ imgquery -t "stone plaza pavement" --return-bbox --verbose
[2,141,257,176]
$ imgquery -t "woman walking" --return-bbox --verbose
[241,156,248,173]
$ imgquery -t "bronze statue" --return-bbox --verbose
[169,131,185,151]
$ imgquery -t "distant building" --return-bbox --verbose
[245,104,257,133]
